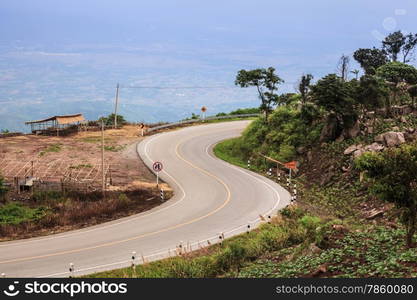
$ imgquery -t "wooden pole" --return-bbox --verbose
[114,83,120,129]
[101,119,105,198]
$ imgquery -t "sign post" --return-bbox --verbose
[152,161,163,187]
[201,106,207,120]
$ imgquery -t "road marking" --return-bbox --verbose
[0,128,233,266]
[0,121,287,277]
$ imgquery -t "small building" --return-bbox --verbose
[25,113,86,136]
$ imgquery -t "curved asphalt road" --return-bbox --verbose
[0,120,290,277]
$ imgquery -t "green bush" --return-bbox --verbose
[0,202,47,225]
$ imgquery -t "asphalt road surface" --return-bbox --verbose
[0,120,291,277]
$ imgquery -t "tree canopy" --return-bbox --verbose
[235,67,284,119]
[353,48,389,75]
[376,62,417,85]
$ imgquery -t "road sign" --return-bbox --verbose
[153,161,163,187]
[153,161,163,172]
[284,161,297,170]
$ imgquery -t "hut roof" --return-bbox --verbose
[25,114,85,125]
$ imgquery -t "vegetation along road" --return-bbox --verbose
[0,120,290,277]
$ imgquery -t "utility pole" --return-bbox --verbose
[114,83,120,129]
[101,119,105,198]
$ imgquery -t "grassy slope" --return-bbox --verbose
[213,133,417,278]
[88,117,417,278]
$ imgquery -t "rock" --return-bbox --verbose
[400,116,407,123]
[374,131,406,147]
[374,134,385,143]
[392,126,400,132]
[407,127,415,133]
[311,264,328,277]
[383,131,406,147]
[308,243,322,254]
[365,209,384,220]
[367,126,374,134]
[353,149,365,158]
[364,142,384,152]
[341,165,350,172]
[344,144,360,155]
[332,224,347,232]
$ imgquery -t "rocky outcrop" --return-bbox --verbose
[376,131,405,147]
[364,142,384,152]
[344,142,385,159]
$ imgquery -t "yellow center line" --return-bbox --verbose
[0,130,233,265]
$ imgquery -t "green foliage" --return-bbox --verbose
[237,227,416,278]
[298,74,314,103]
[0,202,47,225]
[0,175,7,199]
[357,74,389,111]
[39,143,62,156]
[356,144,417,247]
[376,62,417,85]
[87,209,315,278]
[235,67,284,118]
[353,48,389,74]
[229,107,260,115]
[99,114,127,126]
[311,74,358,130]
[103,144,126,152]
[382,31,417,63]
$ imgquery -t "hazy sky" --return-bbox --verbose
[0,0,416,131]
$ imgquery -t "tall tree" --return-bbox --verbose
[298,74,313,104]
[353,48,388,74]
[337,55,350,81]
[382,31,406,62]
[376,62,417,109]
[311,74,358,138]
[357,74,389,114]
[235,67,284,120]
[356,144,417,247]
[403,33,417,63]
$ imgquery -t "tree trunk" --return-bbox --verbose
[406,206,416,248]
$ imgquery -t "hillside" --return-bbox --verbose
[89,32,417,278]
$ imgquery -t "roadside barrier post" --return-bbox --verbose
[219,232,224,245]
[69,263,74,278]
[247,224,251,234]
[247,159,251,169]
[1,273,5,278]
[131,251,136,267]
[160,189,164,201]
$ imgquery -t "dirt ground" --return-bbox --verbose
[0,125,174,241]
[0,125,163,190]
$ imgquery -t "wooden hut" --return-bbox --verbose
[25,114,86,136]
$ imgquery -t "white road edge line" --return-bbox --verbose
[39,125,286,278]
